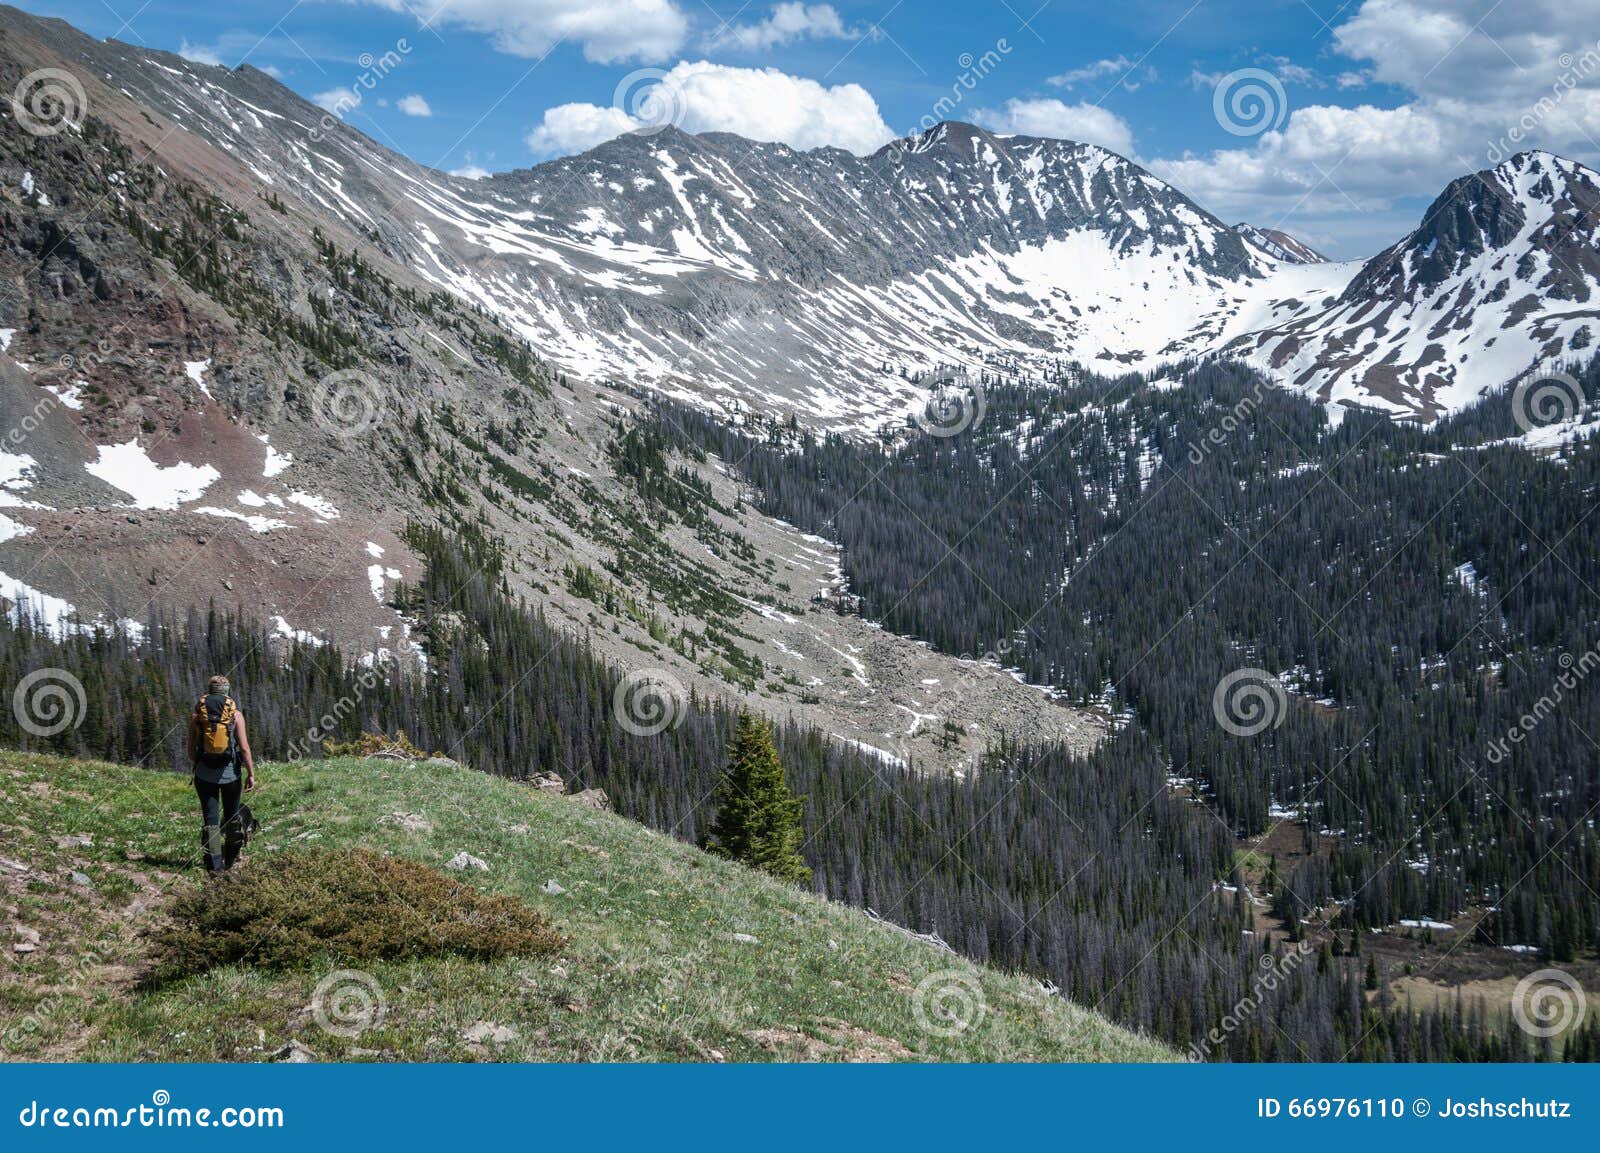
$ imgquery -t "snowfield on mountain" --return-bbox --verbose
[3,6,1593,430]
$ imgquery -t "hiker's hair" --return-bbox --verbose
[207,675,231,694]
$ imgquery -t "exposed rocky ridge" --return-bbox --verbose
[1233,223,1326,265]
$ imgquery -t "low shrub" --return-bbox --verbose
[148,848,565,980]
[321,730,430,759]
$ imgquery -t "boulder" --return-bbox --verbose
[526,771,566,793]
[463,1021,518,1045]
[444,851,489,872]
[569,788,610,811]
[271,1040,316,1063]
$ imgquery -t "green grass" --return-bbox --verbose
[0,749,1175,1063]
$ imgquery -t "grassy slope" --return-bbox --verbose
[0,750,1174,1062]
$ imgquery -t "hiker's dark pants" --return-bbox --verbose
[194,776,244,873]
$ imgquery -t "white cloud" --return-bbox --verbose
[1048,55,1137,89]
[707,3,863,52]
[1260,55,1322,87]
[526,102,640,155]
[178,40,224,67]
[356,0,689,63]
[314,87,361,117]
[450,165,492,179]
[973,98,1135,157]
[1149,0,1600,255]
[526,60,893,156]
[397,93,432,117]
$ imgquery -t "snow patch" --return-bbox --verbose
[258,434,293,478]
[184,359,212,397]
[287,490,340,520]
[85,441,219,510]
[272,615,325,646]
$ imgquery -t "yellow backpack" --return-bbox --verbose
[193,693,236,768]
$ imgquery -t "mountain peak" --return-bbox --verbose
[1233,223,1327,265]
[879,120,1005,161]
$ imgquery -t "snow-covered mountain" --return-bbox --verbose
[2,4,1597,430]
[1234,224,1326,265]
[1220,152,1600,419]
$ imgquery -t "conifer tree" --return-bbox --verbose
[704,710,812,885]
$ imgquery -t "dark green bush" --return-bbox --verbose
[149,848,565,980]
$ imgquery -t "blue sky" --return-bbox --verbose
[20,1,1600,258]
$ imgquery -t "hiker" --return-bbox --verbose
[186,674,257,875]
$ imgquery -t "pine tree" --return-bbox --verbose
[704,710,812,885]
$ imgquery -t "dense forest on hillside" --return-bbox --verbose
[4,497,1595,1059]
[648,357,1600,965]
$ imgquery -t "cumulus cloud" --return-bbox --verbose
[451,165,492,179]
[706,3,864,52]
[1149,0,1600,255]
[178,40,224,67]
[397,93,432,116]
[973,98,1135,157]
[356,0,689,63]
[314,87,361,117]
[526,102,640,155]
[525,61,893,156]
